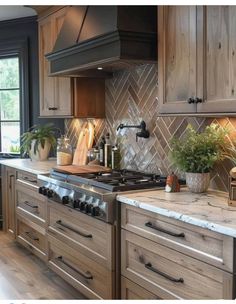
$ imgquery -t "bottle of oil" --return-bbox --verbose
[99,136,106,166]
[104,133,112,168]
[111,144,121,170]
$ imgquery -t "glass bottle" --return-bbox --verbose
[56,135,73,166]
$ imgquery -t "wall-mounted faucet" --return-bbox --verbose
[117,120,150,142]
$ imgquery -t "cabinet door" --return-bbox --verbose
[197,6,236,113]
[39,7,73,117]
[158,6,197,114]
[2,167,16,237]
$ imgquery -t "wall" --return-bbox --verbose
[0,16,64,131]
[65,64,236,192]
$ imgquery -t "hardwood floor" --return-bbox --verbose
[0,231,85,300]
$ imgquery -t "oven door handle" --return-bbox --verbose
[145,221,185,238]
[56,256,93,280]
[56,220,92,238]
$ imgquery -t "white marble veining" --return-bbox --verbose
[117,188,236,238]
[0,158,56,175]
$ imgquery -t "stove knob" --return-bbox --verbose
[62,195,70,205]
[42,187,49,196]
[91,206,100,217]
[38,186,45,194]
[85,204,93,214]
[79,201,85,211]
[47,189,54,198]
[73,199,80,209]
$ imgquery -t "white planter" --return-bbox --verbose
[185,172,210,193]
[29,139,51,161]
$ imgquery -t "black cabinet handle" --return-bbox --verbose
[22,176,37,184]
[25,231,39,241]
[56,220,92,238]
[187,97,195,104]
[48,107,58,110]
[195,97,203,103]
[145,222,185,238]
[23,200,38,209]
[56,256,93,280]
[145,262,184,283]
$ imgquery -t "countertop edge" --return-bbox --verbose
[117,194,236,238]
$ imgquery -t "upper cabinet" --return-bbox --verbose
[38,7,105,118]
[158,6,236,115]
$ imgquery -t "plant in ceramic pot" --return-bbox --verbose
[21,123,59,161]
[169,124,229,193]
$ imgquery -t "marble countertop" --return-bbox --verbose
[117,188,236,238]
[0,158,56,175]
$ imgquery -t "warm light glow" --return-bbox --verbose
[97,67,103,70]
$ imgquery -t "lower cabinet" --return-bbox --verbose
[121,276,159,299]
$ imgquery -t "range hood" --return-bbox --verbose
[46,6,157,77]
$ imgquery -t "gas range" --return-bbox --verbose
[37,169,182,224]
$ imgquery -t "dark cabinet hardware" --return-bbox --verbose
[56,256,93,280]
[9,174,15,190]
[22,176,37,183]
[145,262,184,283]
[145,221,185,238]
[25,231,39,241]
[23,201,39,209]
[187,97,195,104]
[195,97,203,103]
[48,107,58,110]
[56,220,92,238]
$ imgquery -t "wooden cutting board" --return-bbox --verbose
[53,164,111,175]
[72,122,95,166]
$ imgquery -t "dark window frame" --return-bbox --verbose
[0,38,30,155]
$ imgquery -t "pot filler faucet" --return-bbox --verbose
[117,120,150,142]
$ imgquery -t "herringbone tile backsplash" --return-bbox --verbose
[65,64,236,192]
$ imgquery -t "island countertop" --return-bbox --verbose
[117,188,236,238]
[0,158,56,175]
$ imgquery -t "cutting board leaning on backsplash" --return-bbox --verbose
[72,121,95,165]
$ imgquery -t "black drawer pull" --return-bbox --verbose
[145,262,184,283]
[56,220,92,238]
[57,256,93,280]
[25,231,39,241]
[23,201,38,209]
[145,222,185,238]
[48,107,58,110]
[22,176,37,183]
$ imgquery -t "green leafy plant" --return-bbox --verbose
[21,123,59,156]
[169,124,230,173]
[10,145,20,153]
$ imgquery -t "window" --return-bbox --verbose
[0,56,20,153]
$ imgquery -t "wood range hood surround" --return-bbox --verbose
[46,6,157,78]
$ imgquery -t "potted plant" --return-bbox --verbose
[21,123,59,161]
[169,124,229,193]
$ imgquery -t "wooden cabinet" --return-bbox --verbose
[158,6,236,115]
[121,203,235,299]
[121,277,159,299]
[2,166,16,237]
[38,7,105,118]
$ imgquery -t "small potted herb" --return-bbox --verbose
[21,123,59,161]
[169,124,229,193]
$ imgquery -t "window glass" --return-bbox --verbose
[1,121,20,153]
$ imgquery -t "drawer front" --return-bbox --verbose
[48,235,114,299]
[121,230,233,299]
[121,204,233,272]
[16,217,47,261]
[17,171,38,187]
[48,201,114,270]
[121,277,159,299]
[16,184,46,225]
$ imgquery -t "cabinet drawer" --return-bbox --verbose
[121,204,233,272]
[16,217,47,261]
[48,201,114,270]
[16,184,46,226]
[48,235,113,299]
[17,171,38,187]
[121,276,158,299]
[121,230,233,299]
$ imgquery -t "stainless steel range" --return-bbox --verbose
[37,169,172,224]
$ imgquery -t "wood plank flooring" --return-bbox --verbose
[0,231,85,300]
